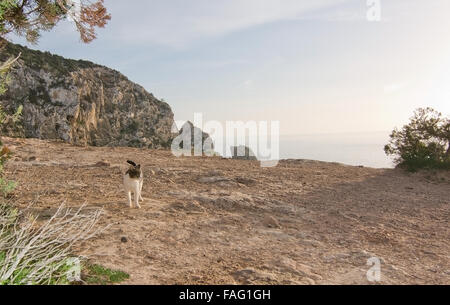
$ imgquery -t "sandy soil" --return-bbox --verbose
[2,137,449,284]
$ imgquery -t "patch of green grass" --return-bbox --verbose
[83,264,129,285]
[0,177,16,196]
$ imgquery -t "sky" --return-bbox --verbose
[7,0,450,136]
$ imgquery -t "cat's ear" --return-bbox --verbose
[127,160,137,167]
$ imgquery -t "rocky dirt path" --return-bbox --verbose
[2,137,449,284]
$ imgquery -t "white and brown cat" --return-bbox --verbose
[123,160,144,208]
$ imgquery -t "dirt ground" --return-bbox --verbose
[2,137,449,284]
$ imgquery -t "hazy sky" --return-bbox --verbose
[8,0,450,135]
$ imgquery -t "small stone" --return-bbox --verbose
[121,237,128,243]
[235,177,256,186]
[93,160,110,167]
[263,215,281,228]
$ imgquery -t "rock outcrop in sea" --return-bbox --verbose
[230,145,257,160]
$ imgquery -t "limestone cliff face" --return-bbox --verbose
[0,41,174,148]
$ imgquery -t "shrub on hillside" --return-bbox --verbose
[385,107,450,171]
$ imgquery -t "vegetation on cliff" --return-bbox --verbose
[0,41,175,148]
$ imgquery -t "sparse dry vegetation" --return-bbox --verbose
[0,203,104,284]
[2,136,449,284]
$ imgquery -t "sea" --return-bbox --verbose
[212,131,394,169]
[278,131,394,168]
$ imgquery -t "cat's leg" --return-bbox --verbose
[127,191,132,208]
[139,179,144,201]
[135,183,141,209]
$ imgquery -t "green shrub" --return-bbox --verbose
[83,264,130,285]
[385,107,450,171]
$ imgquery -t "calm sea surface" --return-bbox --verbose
[279,131,394,168]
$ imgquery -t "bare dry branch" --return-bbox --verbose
[0,202,107,284]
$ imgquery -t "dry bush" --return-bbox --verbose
[0,203,106,285]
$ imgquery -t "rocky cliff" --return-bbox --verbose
[0,41,174,148]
